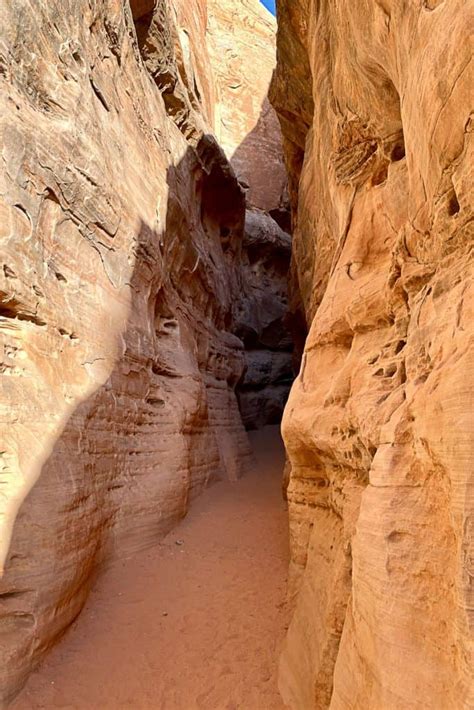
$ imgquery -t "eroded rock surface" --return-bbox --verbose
[207,0,287,212]
[0,0,284,703]
[235,210,294,430]
[206,0,294,430]
[272,1,473,708]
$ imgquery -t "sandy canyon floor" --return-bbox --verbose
[12,427,289,710]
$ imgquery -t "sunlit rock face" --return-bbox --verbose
[0,0,259,703]
[206,0,287,213]
[271,0,473,708]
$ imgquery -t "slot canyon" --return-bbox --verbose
[0,0,472,709]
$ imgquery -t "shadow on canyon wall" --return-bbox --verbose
[231,99,308,374]
[0,135,256,705]
[230,95,288,220]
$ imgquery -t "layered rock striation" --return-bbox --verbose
[0,0,286,703]
[271,1,473,708]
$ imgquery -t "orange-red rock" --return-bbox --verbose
[271,1,474,708]
[0,0,286,703]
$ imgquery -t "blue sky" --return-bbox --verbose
[260,0,276,15]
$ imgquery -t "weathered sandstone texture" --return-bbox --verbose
[206,0,294,429]
[272,0,473,708]
[206,0,287,213]
[0,0,286,703]
[235,209,294,430]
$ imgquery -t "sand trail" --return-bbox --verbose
[13,426,289,710]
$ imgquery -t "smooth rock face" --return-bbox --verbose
[0,0,286,702]
[272,1,473,708]
[207,0,287,212]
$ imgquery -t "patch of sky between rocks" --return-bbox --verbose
[260,0,276,16]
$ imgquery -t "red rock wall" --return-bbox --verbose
[271,1,473,707]
[0,0,258,702]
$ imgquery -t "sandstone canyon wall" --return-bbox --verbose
[0,0,285,703]
[206,0,295,429]
[271,1,473,708]
[235,209,294,430]
[206,0,286,213]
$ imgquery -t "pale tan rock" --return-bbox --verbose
[272,0,474,708]
[0,0,268,703]
[207,0,287,211]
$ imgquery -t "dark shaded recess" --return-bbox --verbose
[285,302,307,371]
[245,237,290,273]
[130,0,155,51]
[129,0,156,22]
[448,190,460,216]
[390,139,405,162]
[199,139,245,256]
[0,292,46,326]
[269,207,292,233]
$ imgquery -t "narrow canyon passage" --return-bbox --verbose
[12,427,289,710]
[3,0,471,705]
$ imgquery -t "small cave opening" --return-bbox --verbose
[390,139,406,162]
[129,0,156,51]
[447,189,460,216]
